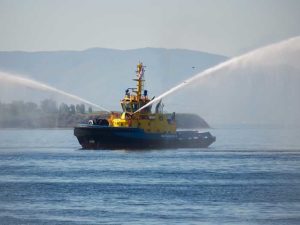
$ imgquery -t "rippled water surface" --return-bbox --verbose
[0,128,300,224]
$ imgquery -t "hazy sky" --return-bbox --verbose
[0,0,299,56]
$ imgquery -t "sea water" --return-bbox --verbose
[0,127,300,225]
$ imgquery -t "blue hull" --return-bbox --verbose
[74,124,216,149]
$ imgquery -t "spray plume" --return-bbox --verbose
[134,36,300,114]
[0,72,110,112]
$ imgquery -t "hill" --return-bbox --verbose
[0,48,227,127]
[0,48,227,109]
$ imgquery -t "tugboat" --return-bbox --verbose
[74,63,216,149]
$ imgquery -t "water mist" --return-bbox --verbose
[0,71,110,112]
[135,36,300,127]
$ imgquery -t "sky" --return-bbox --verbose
[0,0,299,56]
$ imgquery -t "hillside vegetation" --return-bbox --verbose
[0,100,209,129]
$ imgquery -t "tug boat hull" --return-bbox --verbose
[74,125,216,150]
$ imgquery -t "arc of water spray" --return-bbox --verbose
[134,36,300,114]
[0,72,110,112]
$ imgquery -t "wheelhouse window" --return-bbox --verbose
[140,102,151,113]
[132,103,139,112]
[121,103,126,112]
[122,102,132,112]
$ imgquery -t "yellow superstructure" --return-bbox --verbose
[109,62,176,134]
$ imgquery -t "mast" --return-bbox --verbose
[135,62,145,101]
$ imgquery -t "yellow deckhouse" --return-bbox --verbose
[109,62,176,134]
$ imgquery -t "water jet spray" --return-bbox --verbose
[134,36,300,114]
[0,72,110,112]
